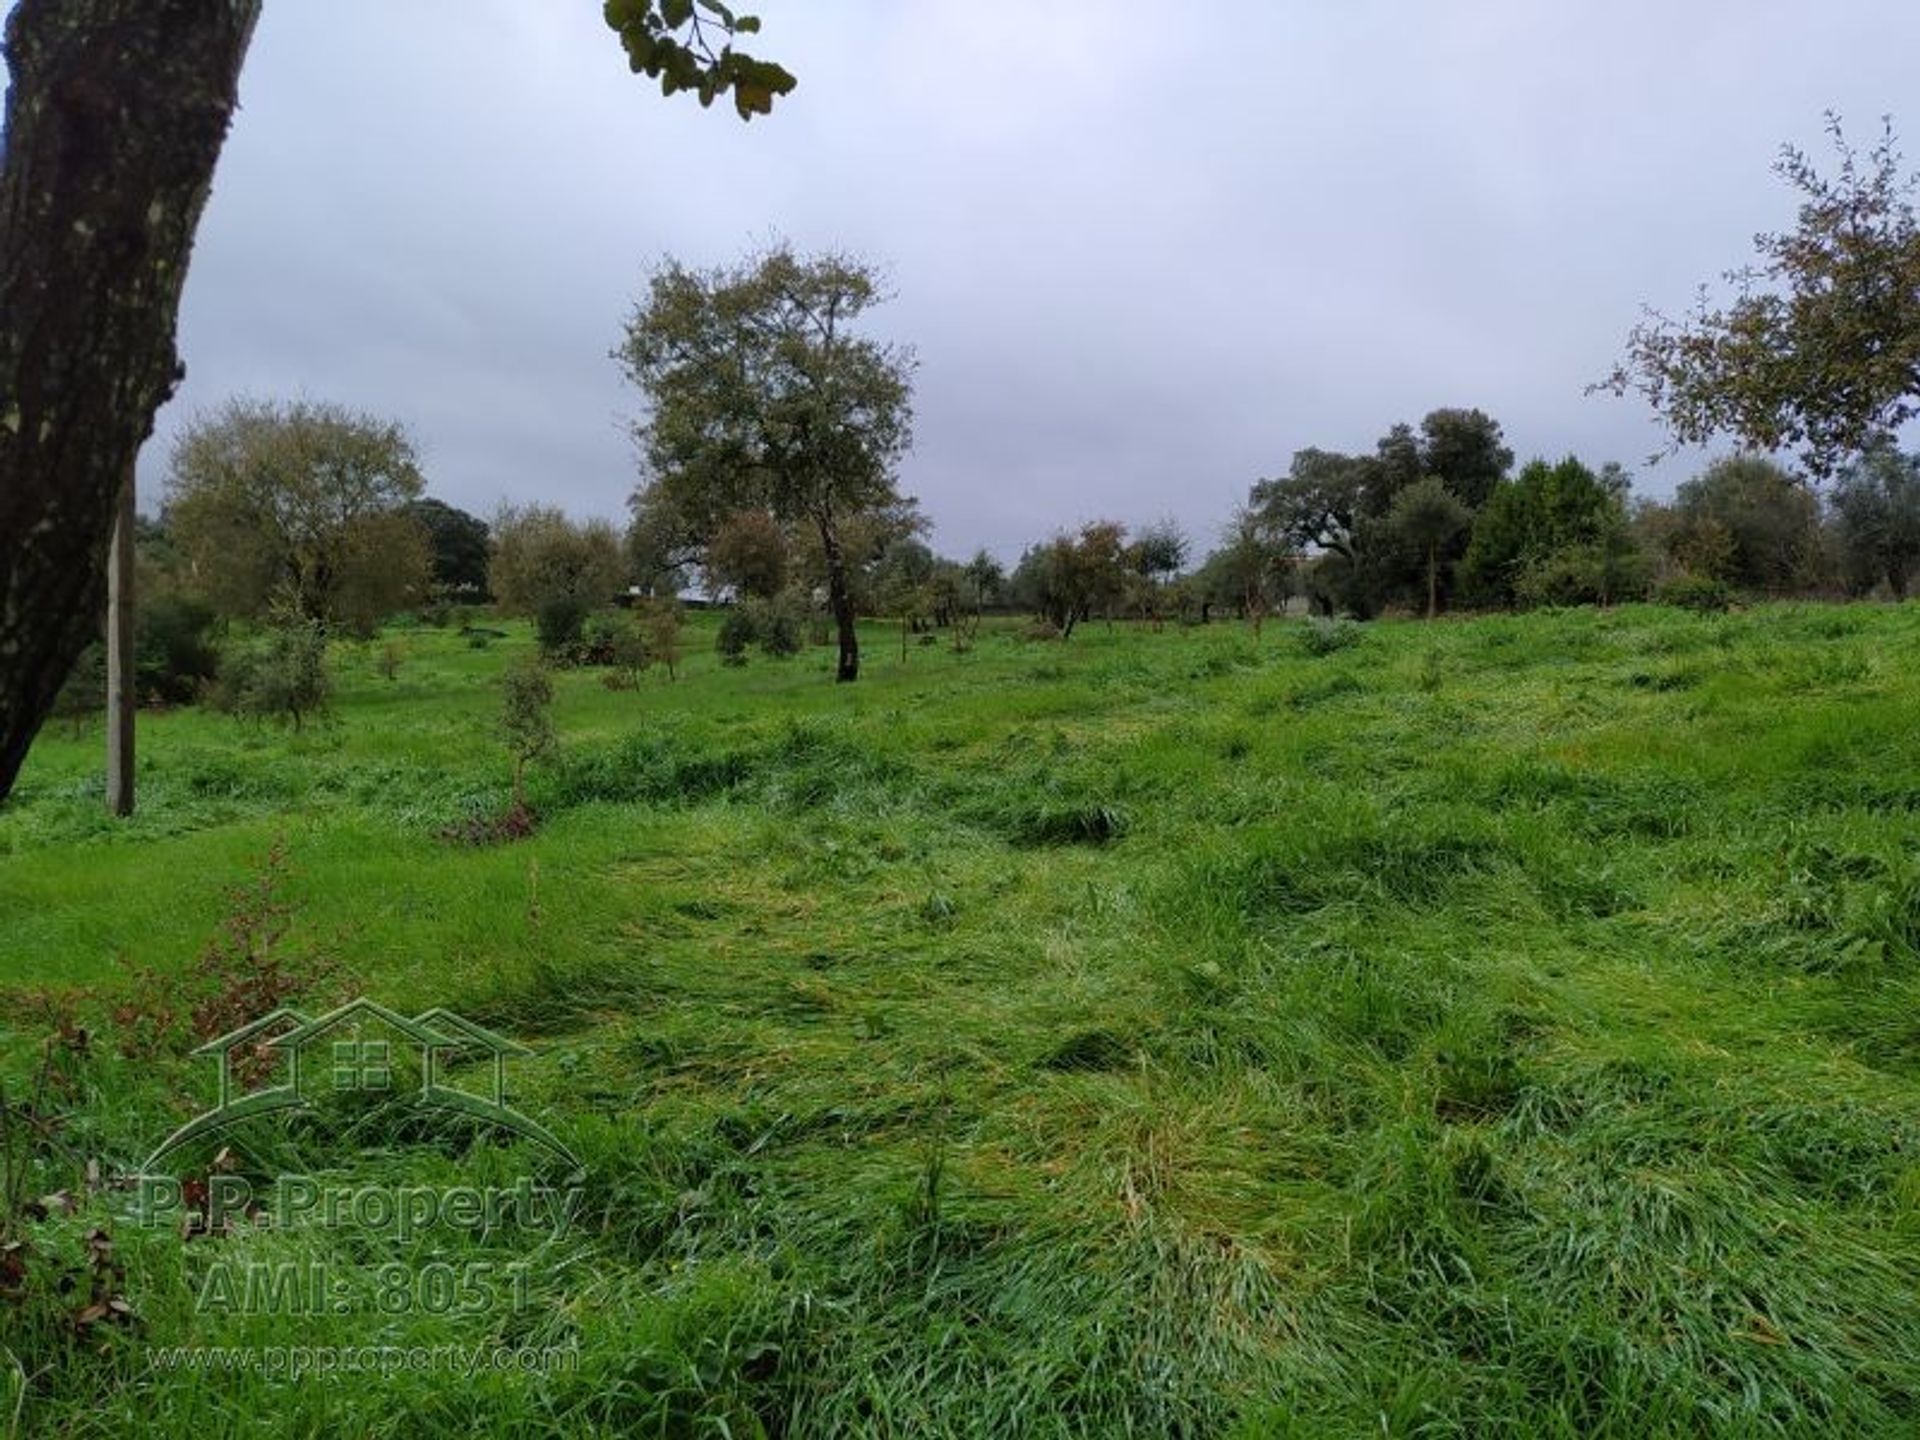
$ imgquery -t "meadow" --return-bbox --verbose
[3,604,1919,1437]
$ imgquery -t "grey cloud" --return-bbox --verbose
[126,0,1920,558]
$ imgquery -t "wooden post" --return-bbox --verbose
[106,461,136,817]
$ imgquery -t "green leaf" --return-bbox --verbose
[621,31,658,74]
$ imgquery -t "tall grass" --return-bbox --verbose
[3,604,1919,1435]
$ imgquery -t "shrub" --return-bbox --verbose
[599,619,651,688]
[137,593,222,703]
[1512,543,1649,610]
[640,600,685,681]
[50,642,105,732]
[500,657,556,811]
[716,608,756,666]
[577,612,628,667]
[535,594,590,657]
[211,616,331,731]
[1300,616,1364,656]
[54,597,225,724]
[750,593,806,658]
[1657,573,1735,613]
[1514,547,1608,609]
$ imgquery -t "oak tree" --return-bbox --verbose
[407,498,492,601]
[617,246,916,682]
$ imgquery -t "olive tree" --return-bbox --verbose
[499,657,555,813]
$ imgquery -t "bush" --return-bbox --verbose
[1515,549,1608,609]
[52,597,224,721]
[1300,616,1364,656]
[1657,573,1735,613]
[500,657,555,810]
[211,617,331,731]
[596,617,651,688]
[535,594,590,657]
[716,609,756,666]
[748,593,806,658]
[137,594,222,703]
[1512,544,1649,610]
[578,613,624,667]
[640,600,685,681]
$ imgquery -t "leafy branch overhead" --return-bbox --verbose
[603,0,796,118]
[1598,115,1920,479]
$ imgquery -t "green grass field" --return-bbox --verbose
[4,605,1919,1437]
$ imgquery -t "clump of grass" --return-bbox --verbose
[1299,616,1364,656]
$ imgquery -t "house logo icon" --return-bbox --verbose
[143,997,579,1172]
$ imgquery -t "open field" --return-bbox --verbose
[3,605,1920,1437]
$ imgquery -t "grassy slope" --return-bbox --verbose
[2,606,1919,1437]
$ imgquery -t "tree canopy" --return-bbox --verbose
[1249,409,1512,617]
[617,245,916,682]
[407,498,492,601]
[1600,116,1920,478]
[1670,455,1821,593]
[488,504,626,656]
[162,398,431,635]
[1461,456,1641,608]
[603,0,796,118]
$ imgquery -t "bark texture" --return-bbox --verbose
[0,0,260,800]
[106,462,135,815]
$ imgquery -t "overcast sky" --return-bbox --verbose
[122,1,1920,563]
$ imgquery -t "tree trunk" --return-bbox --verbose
[815,514,859,682]
[0,0,261,803]
[1426,545,1438,619]
[106,461,136,816]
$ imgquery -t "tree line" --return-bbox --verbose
[79,376,1919,734]
[22,113,1920,782]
